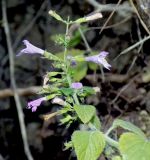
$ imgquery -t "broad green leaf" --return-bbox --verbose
[72,62,88,81]
[119,132,150,160]
[74,105,95,123]
[88,62,98,71]
[113,119,146,138]
[72,131,105,160]
[56,49,86,59]
[90,115,101,130]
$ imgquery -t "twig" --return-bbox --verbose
[86,0,132,12]
[110,74,140,104]
[0,86,41,99]
[2,1,33,160]
[99,0,123,34]
[114,35,150,61]
[0,85,100,99]
[78,26,91,52]
[13,0,47,50]
[129,0,150,35]
[86,73,129,83]
[127,18,143,73]
[88,15,131,30]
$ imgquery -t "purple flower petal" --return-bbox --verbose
[85,51,111,70]
[71,82,83,89]
[27,97,46,112]
[99,51,109,58]
[17,40,44,56]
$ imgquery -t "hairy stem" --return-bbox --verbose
[64,18,80,105]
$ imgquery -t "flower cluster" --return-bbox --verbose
[18,40,111,112]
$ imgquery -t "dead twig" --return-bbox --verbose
[13,0,47,50]
[114,35,150,61]
[129,0,150,35]
[99,0,123,34]
[0,86,41,99]
[2,1,33,160]
[86,0,132,12]
[86,73,129,83]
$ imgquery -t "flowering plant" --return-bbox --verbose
[18,11,150,160]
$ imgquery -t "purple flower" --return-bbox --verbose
[85,51,111,70]
[71,82,83,89]
[27,97,46,112]
[17,40,44,56]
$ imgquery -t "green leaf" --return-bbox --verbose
[56,49,86,59]
[88,62,98,71]
[90,115,101,130]
[48,71,63,77]
[46,94,59,100]
[72,131,105,160]
[119,132,150,160]
[59,87,74,96]
[82,86,96,96]
[113,119,146,138]
[72,62,88,81]
[74,105,95,123]
[68,30,82,48]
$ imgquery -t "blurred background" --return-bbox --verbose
[0,0,150,159]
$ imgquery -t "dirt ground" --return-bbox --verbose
[0,0,150,159]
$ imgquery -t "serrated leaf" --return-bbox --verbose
[90,115,101,130]
[113,119,146,138]
[72,131,105,160]
[119,132,150,160]
[74,105,95,123]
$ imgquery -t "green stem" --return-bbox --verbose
[104,135,119,148]
[105,126,115,136]
[64,20,69,62]
[64,18,80,106]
